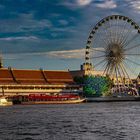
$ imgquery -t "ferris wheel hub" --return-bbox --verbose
[106,43,125,63]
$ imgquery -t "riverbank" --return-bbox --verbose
[86,96,140,102]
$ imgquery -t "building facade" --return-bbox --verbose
[0,68,81,96]
[70,63,139,86]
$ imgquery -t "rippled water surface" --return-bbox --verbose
[0,102,140,140]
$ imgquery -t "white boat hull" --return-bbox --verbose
[0,97,13,106]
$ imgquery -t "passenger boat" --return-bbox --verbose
[0,96,13,106]
[12,94,85,105]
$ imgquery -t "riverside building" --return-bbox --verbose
[0,57,139,96]
[70,63,139,87]
[0,66,81,96]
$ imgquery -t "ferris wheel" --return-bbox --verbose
[85,15,140,95]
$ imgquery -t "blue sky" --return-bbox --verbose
[0,0,140,70]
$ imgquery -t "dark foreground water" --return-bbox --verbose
[0,102,140,140]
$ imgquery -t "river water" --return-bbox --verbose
[0,102,140,140]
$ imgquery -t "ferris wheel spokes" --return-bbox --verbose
[85,15,140,95]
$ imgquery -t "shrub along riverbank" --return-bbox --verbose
[74,75,113,97]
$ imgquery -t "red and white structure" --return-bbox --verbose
[0,68,81,96]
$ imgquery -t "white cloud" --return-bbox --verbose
[47,48,105,59]
[77,0,92,6]
[124,0,140,14]
[129,1,140,10]
[0,13,52,33]
[96,0,117,9]
[59,0,92,9]
[47,49,85,59]
[4,49,86,60]
[0,36,39,41]
[3,47,105,62]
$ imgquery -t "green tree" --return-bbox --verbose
[83,76,112,97]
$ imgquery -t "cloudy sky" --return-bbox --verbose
[0,0,140,70]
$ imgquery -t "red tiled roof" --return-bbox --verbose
[13,70,44,79]
[0,68,74,85]
[0,69,14,83]
[12,69,46,84]
[44,71,73,82]
[0,69,13,79]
